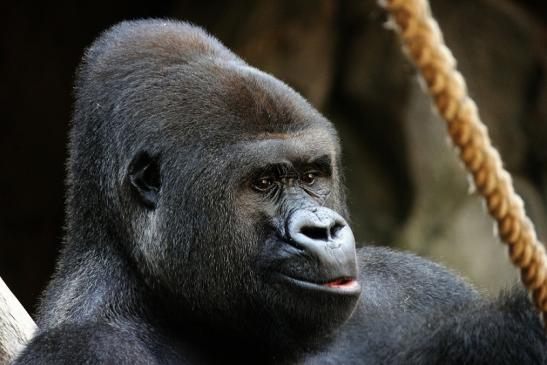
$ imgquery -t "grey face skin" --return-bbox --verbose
[12,19,547,365]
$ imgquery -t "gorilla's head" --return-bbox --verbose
[70,20,360,353]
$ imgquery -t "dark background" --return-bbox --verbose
[1,0,546,315]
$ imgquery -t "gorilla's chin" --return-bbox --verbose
[262,276,361,343]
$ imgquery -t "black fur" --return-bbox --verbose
[13,20,547,364]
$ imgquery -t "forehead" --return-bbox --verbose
[155,61,337,152]
[234,127,338,165]
[216,63,327,135]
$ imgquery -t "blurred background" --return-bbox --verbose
[1,0,546,315]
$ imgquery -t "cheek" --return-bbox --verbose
[320,181,344,211]
[237,189,275,225]
[191,201,256,266]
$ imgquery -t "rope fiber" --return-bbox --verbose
[378,0,547,326]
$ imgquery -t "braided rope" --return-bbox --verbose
[379,0,547,324]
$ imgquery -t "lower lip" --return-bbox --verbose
[323,278,361,290]
[278,275,362,295]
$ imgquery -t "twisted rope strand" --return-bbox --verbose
[379,0,547,324]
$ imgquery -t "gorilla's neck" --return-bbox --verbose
[158,292,334,365]
[38,232,286,362]
[39,200,320,364]
[162,320,311,365]
[37,233,147,325]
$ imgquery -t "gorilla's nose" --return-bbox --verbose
[287,208,358,278]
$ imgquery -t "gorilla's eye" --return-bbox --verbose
[252,177,274,192]
[300,172,317,186]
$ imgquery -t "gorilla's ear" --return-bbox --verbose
[128,151,161,209]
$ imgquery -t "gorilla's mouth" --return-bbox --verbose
[277,274,361,295]
[323,277,359,289]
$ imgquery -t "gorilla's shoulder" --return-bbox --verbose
[13,322,159,365]
[302,248,483,364]
[356,246,480,307]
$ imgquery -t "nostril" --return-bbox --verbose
[330,223,344,238]
[300,226,329,241]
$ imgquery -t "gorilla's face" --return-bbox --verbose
[113,32,360,350]
[128,126,361,350]
[237,130,361,344]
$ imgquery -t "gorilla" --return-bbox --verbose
[14,20,547,364]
